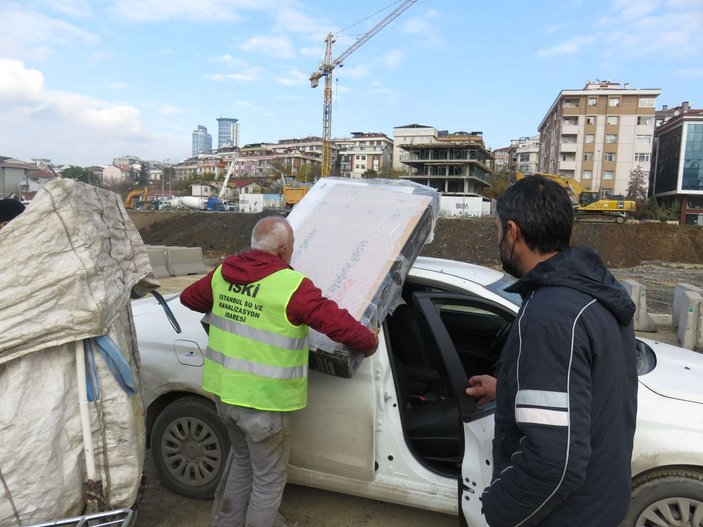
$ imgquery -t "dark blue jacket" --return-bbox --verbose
[482,246,638,527]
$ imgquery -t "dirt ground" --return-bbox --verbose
[129,211,702,526]
[130,210,703,316]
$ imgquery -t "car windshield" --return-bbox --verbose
[484,274,522,307]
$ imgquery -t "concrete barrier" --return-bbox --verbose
[145,245,170,278]
[166,246,207,276]
[621,279,657,332]
[675,290,702,351]
[672,283,703,328]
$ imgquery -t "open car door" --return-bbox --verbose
[413,292,514,527]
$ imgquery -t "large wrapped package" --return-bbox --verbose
[287,178,438,378]
[0,179,158,526]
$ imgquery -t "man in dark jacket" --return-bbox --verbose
[467,175,638,526]
[181,216,378,527]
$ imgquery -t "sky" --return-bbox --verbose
[2,0,702,167]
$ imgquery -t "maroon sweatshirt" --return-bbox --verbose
[180,249,377,356]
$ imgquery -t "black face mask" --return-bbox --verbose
[499,226,521,278]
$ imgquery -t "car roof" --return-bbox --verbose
[411,256,507,287]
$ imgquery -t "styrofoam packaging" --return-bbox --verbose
[287,177,438,378]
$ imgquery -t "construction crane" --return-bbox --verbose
[310,0,417,177]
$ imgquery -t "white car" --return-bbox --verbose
[134,256,703,527]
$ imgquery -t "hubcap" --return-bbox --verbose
[636,497,703,527]
[161,416,223,486]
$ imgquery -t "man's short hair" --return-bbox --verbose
[496,175,574,254]
[0,198,26,223]
[251,216,290,253]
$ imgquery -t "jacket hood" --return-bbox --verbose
[507,246,635,325]
[220,249,290,284]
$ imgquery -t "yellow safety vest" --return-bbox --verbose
[202,265,309,411]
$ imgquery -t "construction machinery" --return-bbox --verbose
[310,0,416,177]
[124,187,150,210]
[516,172,636,223]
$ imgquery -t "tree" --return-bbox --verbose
[626,166,649,219]
[361,169,378,179]
[483,167,511,200]
[379,164,405,179]
[62,166,101,187]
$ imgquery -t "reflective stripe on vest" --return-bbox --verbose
[201,265,309,411]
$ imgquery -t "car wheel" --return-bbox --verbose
[150,397,230,499]
[621,469,703,527]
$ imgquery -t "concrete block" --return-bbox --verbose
[166,246,207,276]
[145,245,170,278]
[672,283,703,328]
[675,290,702,351]
[622,279,657,333]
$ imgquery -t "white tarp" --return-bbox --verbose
[0,179,158,525]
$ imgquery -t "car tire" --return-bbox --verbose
[150,396,230,499]
[621,468,703,527]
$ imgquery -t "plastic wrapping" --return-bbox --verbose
[287,177,438,377]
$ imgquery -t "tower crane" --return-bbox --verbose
[310,0,417,177]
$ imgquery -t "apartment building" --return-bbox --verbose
[335,132,393,179]
[398,129,494,196]
[392,124,439,171]
[538,81,661,197]
[512,135,540,175]
[649,104,703,225]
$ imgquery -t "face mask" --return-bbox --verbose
[499,226,521,278]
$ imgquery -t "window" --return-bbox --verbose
[584,152,593,161]
[636,135,652,144]
[607,116,618,125]
[634,153,651,163]
[608,97,620,107]
[586,115,596,125]
[639,98,656,108]
[588,97,597,106]
[585,134,594,144]
[637,116,654,126]
[519,154,530,162]
[604,152,616,162]
[563,99,579,108]
[583,170,592,179]
[606,134,618,144]
[603,171,614,180]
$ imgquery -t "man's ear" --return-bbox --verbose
[506,219,520,242]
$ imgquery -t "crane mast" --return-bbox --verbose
[310,0,417,177]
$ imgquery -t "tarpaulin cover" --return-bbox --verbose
[287,177,438,377]
[0,179,158,525]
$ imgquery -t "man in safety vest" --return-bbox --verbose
[181,215,379,527]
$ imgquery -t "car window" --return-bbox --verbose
[636,340,656,376]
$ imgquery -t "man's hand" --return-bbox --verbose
[466,375,497,405]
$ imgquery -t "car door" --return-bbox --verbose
[414,292,513,527]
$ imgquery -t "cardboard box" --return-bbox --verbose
[287,178,438,377]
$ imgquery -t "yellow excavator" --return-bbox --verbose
[124,187,150,210]
[516,172,635,223]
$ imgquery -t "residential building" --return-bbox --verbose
[192,125,212,157]
[649,103,703,225]
[269,136,328,180]
[398,130,494,196]
[0,157,57,198]
[217,118,240,149]
[335,132,393,179]
[538,80,661,197]
[492,146,512,174]
[113,155,143,173]
[512,135,540,175]
[392,124,439,171]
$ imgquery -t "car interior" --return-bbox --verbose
[385,278,513,478]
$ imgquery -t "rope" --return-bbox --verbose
[337,0,402,37]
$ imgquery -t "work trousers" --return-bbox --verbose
[212,400,292,527]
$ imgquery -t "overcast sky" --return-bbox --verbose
[2,0,702,166]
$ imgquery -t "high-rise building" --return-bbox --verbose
[217,118,240,149]
[538,81,661,196]
[649,102,703,225]
[192,125,212,157]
